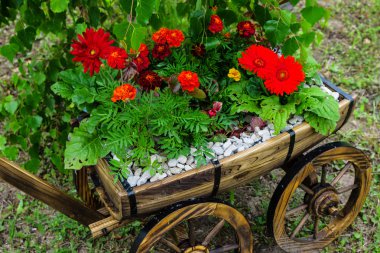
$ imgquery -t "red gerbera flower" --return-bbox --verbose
[107,47,128,69]
[208,14,224,34]
[152,44,172,60]
[138,71,162,91]
[238,45,278,79]
[264,56,305,96]
[178,71,200,92]
[237,21,256,38]
[70,28,114,76]
[138,43,149,57]
[166,29,185,48]
[111,83,137,102]
[152,28,169,44]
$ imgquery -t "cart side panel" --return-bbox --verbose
[96,99,351,220]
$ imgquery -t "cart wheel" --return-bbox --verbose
[131,200,253,253]
[74,167,102,210]
[267,142,371,253]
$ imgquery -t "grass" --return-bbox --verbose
[1,0,379,252]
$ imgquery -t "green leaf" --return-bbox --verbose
[24,158,40,173]
[217,10,237,26]
[264,20,291,45]
[136,0,156,25]
[32,72,46,85]
[259,96,296,134]
[16,27,36,50]
[131,27,147,50]
[75,23,87,34]
[304,112,336,135]
[299,32,315,47]
[0,43,19,62]
[188,88,207,99]
[89,6,100,27]
[4,100,18,114]
[113,20,129,41]
[290,0,301,5]
[50,0,69,13]
[282,37,299,56]
[51,81,74,99]
[301,6,326,26]
[64,127,109,170]
[26,115,43,130]
[0,135,6,151]
[3,146,18,160]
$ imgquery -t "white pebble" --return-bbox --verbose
[177,163,185,169]
[186,156,194,165]
[243,137,254,144]
[222,140,232,150]
[332,92,340,100]
[112,153,120,162]
[214,142,223,146]
[224,144,238,157]
[168,159,177,167]
[294,115,304,122]
[137,177,147,186]
[268,123,274,130]
[288,117,297,125]
[170,167,182,174]
[217,155,224,160]
[238,146,246,152]
[190,147,197,155]
[280,124,293,133]
[141,171,152,180]
[184,165,193,171]
[212,145,224,155]
[254,126,261,133]
[134,168,142,177]
[177,155,187,164]
[207,142,214,148]
[127,176,139,187]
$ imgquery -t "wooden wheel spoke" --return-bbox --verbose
[286,204,308,217]
[290,212,310,239]
[202,219,225,246]
[161,238,181,253]
[209,244,239,253]
[331,162,352,186]
[337,184,358,194]
[187,219,196,246]
[321,165,327,184]
[313,217,319,239]
[300,184,314,195]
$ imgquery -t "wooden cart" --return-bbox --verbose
[0,78,372,253]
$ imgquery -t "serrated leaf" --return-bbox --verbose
[64,127,109,170]
[3,146,18,160]
[264,20,291,45]
[0,43,19,62]
[304,112,336,135]
[136,0,155,25]
[24,158,40,173]
[259,96,296,134]
[131,27,147,50]
[4,100,18,114]
[50,0,69,13]
[51,81,74,99]
[27,115,43,130]
[301,6,326,26]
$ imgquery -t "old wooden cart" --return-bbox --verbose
[0,78,372,253]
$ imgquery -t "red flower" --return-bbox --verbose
[133,55,150,72]
[264,56,305,96]
[208,15,224,34]
[152,44,172,60]
[138,71,162,91]
[191,43,206,57]
[208,101,223,117]
[107,47,128,69]
[178,71,200,92]
[166,29,185,48]
[111,84,137,102]
[238,45,278,79]
[237,21,255,38]
[152,28,169,44]
[138,43,149,57]
[70,28,114,76]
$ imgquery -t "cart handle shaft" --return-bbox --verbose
[0,158,104,226]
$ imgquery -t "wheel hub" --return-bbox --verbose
[183,245,209,253]
[306,184,339,217]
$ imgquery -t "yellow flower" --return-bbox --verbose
[228,68,241,81]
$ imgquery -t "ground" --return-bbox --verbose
[0,0,379,252]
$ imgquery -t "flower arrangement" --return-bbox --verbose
[52,1,339,180]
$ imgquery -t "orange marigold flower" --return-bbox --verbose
[111,83,137,102]
[238,45,278,79]
[264,56,305,96]
[208,15,224,34]
[138,43,149,57]
[107,47,128,69]
[237,21,256,38]
[166,29,185,48]
[224,32,231,39]
[70,28,114,76]
[152,28,169,44]
[178,70,200,92]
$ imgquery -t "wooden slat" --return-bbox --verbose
[96,99,352,220]
[0,158,104,225]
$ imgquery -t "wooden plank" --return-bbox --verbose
[0,158,105,225]
[96,99,352,220]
